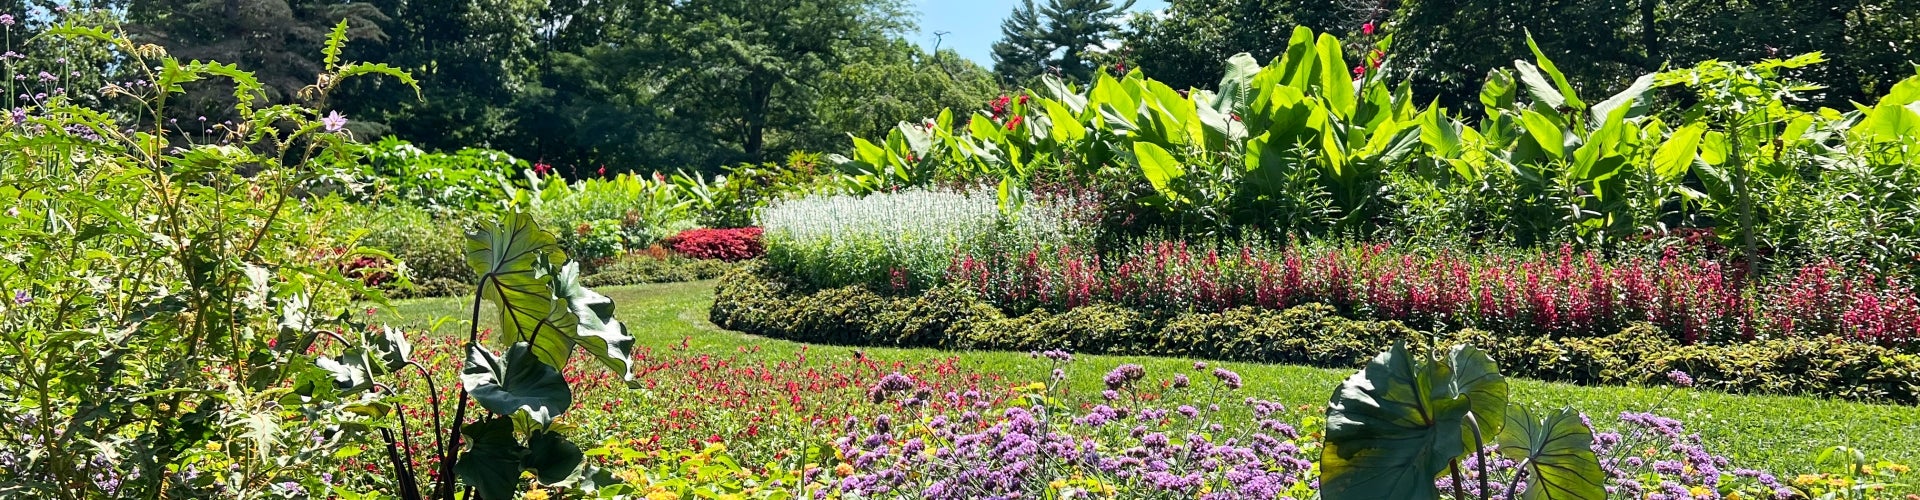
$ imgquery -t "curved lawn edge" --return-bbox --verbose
[382,278,1920,478]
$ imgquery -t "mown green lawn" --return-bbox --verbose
[380,280,1920,477]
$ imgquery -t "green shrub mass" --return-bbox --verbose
[713,262,1920,404]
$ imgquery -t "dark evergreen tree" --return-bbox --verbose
[991,0,1135,84]
[990,0,1049,84]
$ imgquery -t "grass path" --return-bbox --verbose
[382,280,1920,477]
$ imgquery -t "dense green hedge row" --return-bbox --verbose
[711,263,1920,404]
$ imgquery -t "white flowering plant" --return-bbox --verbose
[760,187,1084,291]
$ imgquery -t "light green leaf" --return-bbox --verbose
[552,263,636,380]
[1498,406,1606,500]
[1323,342,1496,500]
[1519,110,1567,159]
[465,212,575,368]
[1524,32,1585,110]
[1133,142,1186,203]
[1655,123,1707,180]
[1044,100,1087,144]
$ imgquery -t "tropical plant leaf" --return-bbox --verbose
[1655,123,1707,180]
[465,212,575,368]
[1323,341,1507,500]
[1513,60,1566,112]
[1314,33,1356,117]
[1524,32,1585,111]
[1481,68,1518,114]
[1133,142,1186,204]
[551,263,636,380]
[454,417,526,500]
[1215,52,1263,115]
[524,430,584,484]
[1519,110,1567,159]
[462,343,572,425]
[1590,73,1656,124]
[1436,345,1509,450]
[1498,406,1606,500]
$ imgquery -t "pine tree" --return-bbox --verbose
[1040,0,1134,82]
[991,0,1135,84]
[990,0,1048,84]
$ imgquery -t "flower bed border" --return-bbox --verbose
[711,262,1920,404]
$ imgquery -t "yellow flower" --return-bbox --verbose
[645,489,679,500]
[1889,463,1912,474]
[205,442,221,452]
[1050,479,1067,490]
[1794,474,1823,487]
[524,489,551,500]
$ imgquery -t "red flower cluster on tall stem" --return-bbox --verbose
[947,242,1920,346]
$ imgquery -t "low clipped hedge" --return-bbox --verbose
[711,263,1920,404]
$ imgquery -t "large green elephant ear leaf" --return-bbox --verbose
[552,262,636,380]
[1438,344,1509,449]
[1322,342,1468,499]
[462,342,572,425]
[465,211,576,367]
[454,416,527,500]
[524,430,584,484]
[1498,406,1606,500]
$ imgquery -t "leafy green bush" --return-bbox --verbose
[342,203,476,298]
[580,253,735,288]
[712,263,1920,403]
[311,136,522,213]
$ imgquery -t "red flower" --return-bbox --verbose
[1362,22,1376,36]
[1351,65,1366,76]
[663,227,765,261]
[1005,115,1025,131]
[597,166,607,177]
[533,162,552,175]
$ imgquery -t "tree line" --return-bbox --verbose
[13,0,1910,175]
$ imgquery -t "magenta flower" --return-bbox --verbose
[0,14,14,26]
[1362,22,1376,36]
[321,111,347,132]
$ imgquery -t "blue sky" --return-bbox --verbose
[907,0,1169,66]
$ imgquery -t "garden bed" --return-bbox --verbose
[712,262,1920,404]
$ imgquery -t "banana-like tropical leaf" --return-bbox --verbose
[1315,34,1356,117]
[1514,60,1566,112]
[465,212,576,368]
[1322,342,1509,500]
[1482,68,1518,114]
[1498,406,1606,500]
[1590,73,1657,125]
[1524,32,1585,111]
[454,417,526,500]
[1215,52,1263,115]
[1655,123,1707,181]
[1519,110,1567,159]
[1044,99,1087,144]
[1134,142,1186,204]
[463,342,572,425]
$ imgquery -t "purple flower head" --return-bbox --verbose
[1211,367,1243,390]
[1193,361,1207,370]
[1103,364,1145,390]
[322,110,348,132]
[1170,374,1189,389]
[1666,370,1695,388]
[0,14,13,26]
[12,290,27,305]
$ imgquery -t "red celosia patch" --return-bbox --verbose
[948,242,1920,346]
[663,227,764,262]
